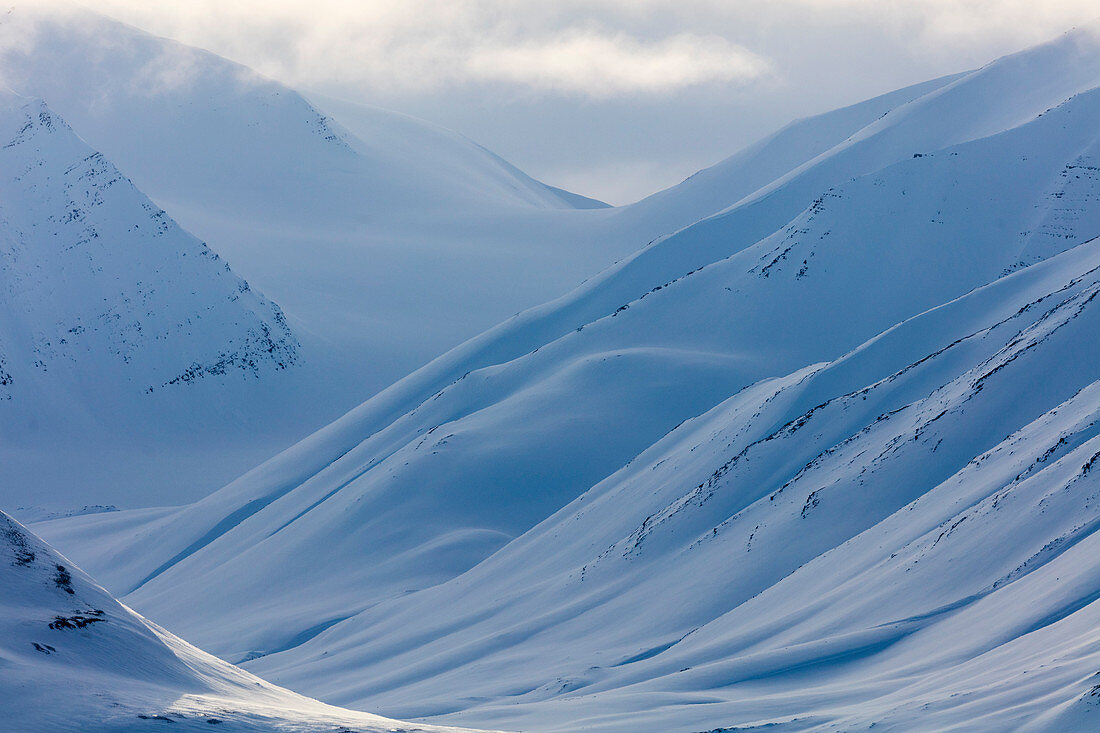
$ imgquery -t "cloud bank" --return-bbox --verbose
[79,0,1099,98]
[465,31,770,96]
[63,0,1100,202]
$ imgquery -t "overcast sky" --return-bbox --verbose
[85,0,1099,204]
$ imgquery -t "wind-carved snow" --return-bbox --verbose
[0,91,296,402]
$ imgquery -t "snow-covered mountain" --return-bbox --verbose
[0,510,488,732]
[0,87,310,508]
[615,71,966,240]
[0,89,296,397]
[0,2,629,509]
[0,1,622,404]
[242,232,1100,732]
[34,19,1100,733]
[9,3,1087,516]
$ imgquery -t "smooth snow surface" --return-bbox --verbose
[23,13,1100,733]
[0,2,627,508]
[0,3,1013,511]
[0,511,488,732]
[0,1,623,390]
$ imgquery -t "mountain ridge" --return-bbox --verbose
[0,2,633,509]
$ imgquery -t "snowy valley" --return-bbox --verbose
[3,3,1100,732]
[0,2,629,508]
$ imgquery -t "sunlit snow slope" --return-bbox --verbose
[245,233,1100,732]
[33,18,1100,733]
[0,510,487,733]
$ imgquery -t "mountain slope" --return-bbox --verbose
[0,87,306,508]
[616,71,966,239]
[30,19,1100,733]
[0,89,296,398]
[0,510,486,733]
[36,15,1100,678]
[0,2,630,510]
[303,92,611,211]
[0,1,626,405]
[241,233,1100,731]
[4,4,1084,515]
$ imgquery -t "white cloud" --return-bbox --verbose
[465,31,770,96]
[74,1,771,97]
[60,0,1100,202]
[786,0,1100,49]
[75,0,1099,98]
